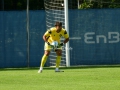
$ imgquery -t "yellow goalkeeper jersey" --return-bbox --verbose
[44,27,69,44]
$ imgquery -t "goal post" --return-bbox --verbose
[44,0,70,67]
[64,0,70,67]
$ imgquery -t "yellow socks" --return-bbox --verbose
[40,55,61,71]
[56,56,61,68]
[40,55,48,68]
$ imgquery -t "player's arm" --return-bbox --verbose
[43,35,51,46]
[59,37,69,46]
[43,30,51,45]
[43,35,48,42]
[59,30,69,46]
[43,30,51,42]
[63,37,69,44]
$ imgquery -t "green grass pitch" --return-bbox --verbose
[0,67,120,90]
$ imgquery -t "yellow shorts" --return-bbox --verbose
[44,43,62,51]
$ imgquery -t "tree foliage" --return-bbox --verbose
[0,0,44,11]
[1,0,120,11]
[79,0,120,9]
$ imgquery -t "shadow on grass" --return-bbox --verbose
[0,65,120,71]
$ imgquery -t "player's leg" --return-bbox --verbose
[38,43,51,73]
[39,50,50,71]
[55,49,63,72]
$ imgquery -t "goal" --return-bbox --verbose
[44,0,70,67]
[44,0,65,29]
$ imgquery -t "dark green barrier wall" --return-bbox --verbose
[0,9,120,68]
[0,10,46,68]
[69,9,120,65]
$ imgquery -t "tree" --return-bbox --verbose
[0,0,44,11]
[79,0,120,9]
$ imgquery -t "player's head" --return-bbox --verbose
[55,22,62,32]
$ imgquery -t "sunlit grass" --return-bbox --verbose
[0,67,120,90]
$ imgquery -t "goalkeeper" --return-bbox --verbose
[38,22,69,73]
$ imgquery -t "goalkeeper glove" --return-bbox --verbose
[46,42,54,48]
[59,42,64,46]
[46,42,50,45]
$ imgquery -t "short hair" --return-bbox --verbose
[55,22,62,26]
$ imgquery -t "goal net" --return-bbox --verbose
[44,0,66,67]
[44,0,120,67]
